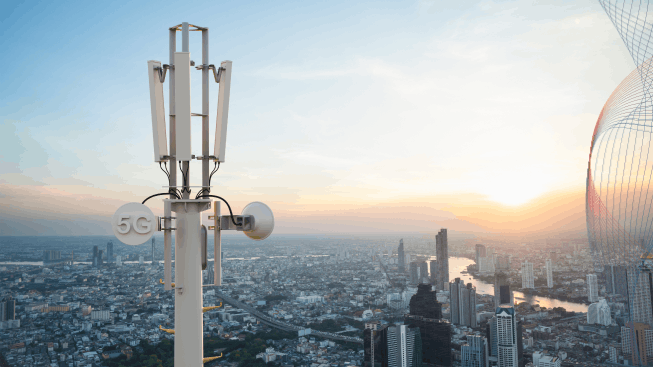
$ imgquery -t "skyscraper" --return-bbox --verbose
[409,284,442,319]
[429,261,438,285]
[405,284,451,366]
[627,266,653,325]
[587,299,612,326]
[520,262,534,289]
[151,237,156,266]
[450,278,477,327]
[622,322,653,366]
[107,241,114,263]
[419,262,428,284]
[92,245,99,267]
[398,240,405,273]
[494,272,513,308]
[545,259,553,289]
[604,264,628,297]
[364,322,389,367]
[387,324,422,367]
[435,229,449,291]
[410,262,420,284]
[97,249,104,266]
[587,274,599,302]
[0,298,15,322]
[461,335,488,367]
[475,244,486,270]
[495,305,518,367]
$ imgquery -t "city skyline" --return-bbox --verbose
[0,0,634,237]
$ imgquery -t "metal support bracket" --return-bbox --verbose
[208,215,254,231]
[156,216,176,231]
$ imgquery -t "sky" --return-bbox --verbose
[0,0,638,236]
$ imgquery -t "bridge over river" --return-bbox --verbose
[215,291,363,345]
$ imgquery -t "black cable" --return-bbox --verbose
[196,194,239,226]
[143,192,181,204]
[178,161,191,195]
[195,162,221,199]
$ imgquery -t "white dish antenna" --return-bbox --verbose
[147,60,168,162]
[241,201,274,240]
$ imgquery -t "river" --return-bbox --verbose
[446,256,587,313]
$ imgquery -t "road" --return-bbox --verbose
[215,291,363,345]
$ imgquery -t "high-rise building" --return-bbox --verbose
[587,274,599,303]
[604,265,628,297]
[0,298,15,322]
[461,335,488,367]
[495,305,518,367]
[410,262,420,284]
[419,262,428,284]
[364,323,389,367]
[622,322,653,366]
[116,255,122,267]
[405,284,451,366]
[107,241,114,263]
[545,259,553,288]
[435,229,449,290]
[450,278,477,327]
[92,245,99,267]
[496,255,510,271]
[487,316,498,358]
[398,240,405,273]
[587,298,611,326]
[151,238,156,266]
[409,284,442,319]
[139,255,144,265]
[626,266,653,325]
[429,261,438,285]
[97,250,104,266]
[494,272,513,308]
[387,324,422,367]
[475,244,486,270]
[43,250,61,263]
[521,262,534,289]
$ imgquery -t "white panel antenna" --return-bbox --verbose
[175,52,192,161]
[214,60,232,162]
[147,60,168,162]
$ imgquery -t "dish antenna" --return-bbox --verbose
[111,22,274,367]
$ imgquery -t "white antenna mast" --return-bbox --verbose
[110,21,275,367]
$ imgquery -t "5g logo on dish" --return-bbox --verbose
[116,214,152,234]
[111,203,156,246]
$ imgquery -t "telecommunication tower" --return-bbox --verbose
[110,22,274,366]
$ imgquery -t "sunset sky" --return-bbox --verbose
[0,0,636,236]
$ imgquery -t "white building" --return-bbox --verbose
[587,274,599,303]
[533,352,561,367]
[521,261,534,289]
[387,324,420,367]
[496,305,518,367]
[545,259,553,288]
[587,298,611,326]
[91,310,111,321]
[116,255,122,267]
[296,295,324,304]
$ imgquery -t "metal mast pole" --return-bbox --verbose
[169,27,177,199]
[164,25,177,293]
[202,28,210,193]
[181,22,190,199]
[173,22,208,367]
